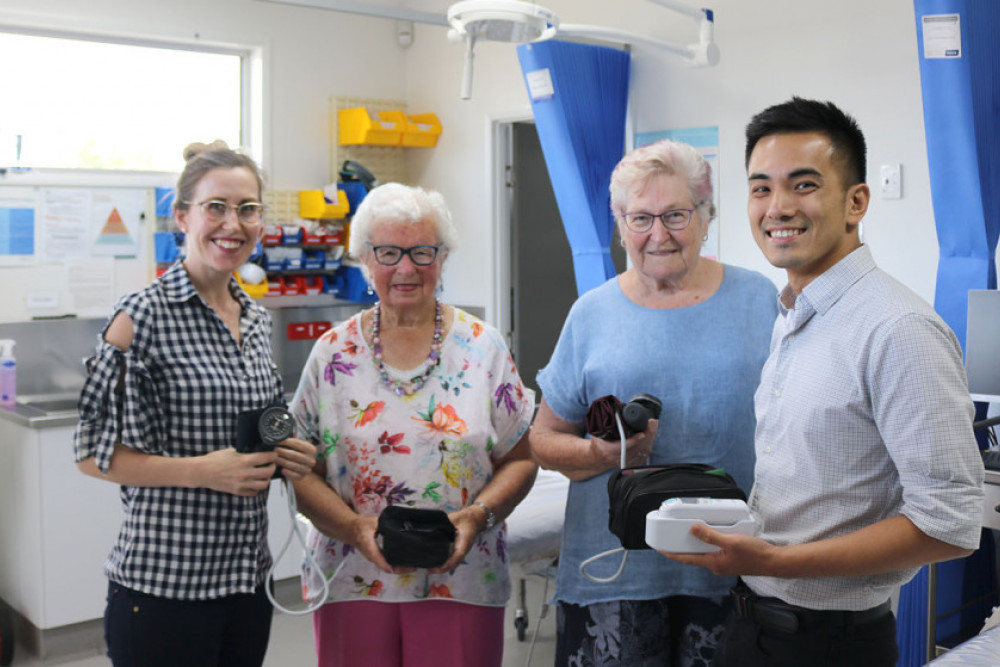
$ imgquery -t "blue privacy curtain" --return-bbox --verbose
[516,40,631,296]
[898,2,1000,664]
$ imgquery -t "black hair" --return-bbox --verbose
[744,97,867,185]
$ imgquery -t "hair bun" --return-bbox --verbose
[182,139,231,162]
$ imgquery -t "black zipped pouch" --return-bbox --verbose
[377,506,457,568]
[607,463,746,550]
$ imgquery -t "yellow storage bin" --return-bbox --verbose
[299,189,350,219]
[339,107,405,145]
[402,113,442,147]
[235,272,269,298]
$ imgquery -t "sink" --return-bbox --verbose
[17,398,80,414]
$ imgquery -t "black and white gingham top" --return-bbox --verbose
[74,261,283,600]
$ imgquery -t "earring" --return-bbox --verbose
[703,233,709,242]
[436,277,444,295]
[366,283,374,296]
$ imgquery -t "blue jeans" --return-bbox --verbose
[103,581,273,667]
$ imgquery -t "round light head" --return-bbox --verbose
[447,0,559,43]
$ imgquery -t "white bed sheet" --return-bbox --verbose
[505,469,570,565]
[929,624,1000,665]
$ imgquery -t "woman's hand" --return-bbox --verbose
[348,514,397,574]
[592,418,659,469]
[274,437,317,480]
[196,447,277,496]
[531,398,660,480]
[428,507,484,574]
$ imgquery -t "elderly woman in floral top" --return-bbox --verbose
[290,183,538,667]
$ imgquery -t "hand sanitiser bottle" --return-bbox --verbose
[0,340,15,408]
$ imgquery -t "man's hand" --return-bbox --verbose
[659,524,781,576]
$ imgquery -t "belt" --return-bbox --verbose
[731,584,892,634]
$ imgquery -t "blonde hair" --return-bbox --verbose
[609,139,715,222]
[174,140,264,212]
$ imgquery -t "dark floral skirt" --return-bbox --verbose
[556,595,730,667]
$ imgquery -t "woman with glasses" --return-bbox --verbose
[529,139,779,666]
[289,182,537,667]
[74,141,317,667]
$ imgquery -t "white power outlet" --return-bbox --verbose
[881,164,902,199]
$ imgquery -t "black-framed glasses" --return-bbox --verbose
[621,209,696,233]
[368,244,442,266]
[183,200,266,225]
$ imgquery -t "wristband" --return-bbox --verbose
[473,501,496,531]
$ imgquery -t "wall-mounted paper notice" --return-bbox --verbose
[67,257,115,317]
[922,14,961,59]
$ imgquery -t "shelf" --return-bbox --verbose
[257,295,363,309]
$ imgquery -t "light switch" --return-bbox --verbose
[880,164,902,199]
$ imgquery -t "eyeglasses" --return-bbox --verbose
[183,200,266,225]
[621,209,696,233]
[368,244,442,266]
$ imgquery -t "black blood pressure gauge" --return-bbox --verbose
[259,405,295,446]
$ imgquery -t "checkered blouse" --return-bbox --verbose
[74,261,283,600]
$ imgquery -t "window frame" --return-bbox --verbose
[0,24,263,188]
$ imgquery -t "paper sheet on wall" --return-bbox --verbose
[90,189,142,258]
[67,257,116,317]
[0,187,39,266]
[41,188,91,262]
[41,188,144,261]
[634,126,721,260]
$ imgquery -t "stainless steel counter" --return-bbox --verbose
[0,396,79,429]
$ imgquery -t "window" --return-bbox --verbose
[0,29,251,173]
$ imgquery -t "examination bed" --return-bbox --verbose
[928,622,1000,665]
[505,469,570,640]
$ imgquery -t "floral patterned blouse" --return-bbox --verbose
[290,307,534,607]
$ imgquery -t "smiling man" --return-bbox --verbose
[663,98,985,666]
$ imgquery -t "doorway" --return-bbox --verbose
[496,120,625,397]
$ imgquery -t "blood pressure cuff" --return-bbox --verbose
[377,506,457,569]
[585,394,628,439]
[607,463,746,550]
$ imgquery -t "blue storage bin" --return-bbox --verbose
[154,232,181,263]
[336,265,376,302]
[302,249,326,270]
[338,182,368,216]
[262,249,287,272]
[155,187,176,217]
[322,274,343,295]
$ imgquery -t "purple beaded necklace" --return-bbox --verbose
[371,299,443,397]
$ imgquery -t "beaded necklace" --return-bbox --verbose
[371,299,443,397]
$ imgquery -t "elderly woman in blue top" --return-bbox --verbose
[529,139,779,666]
[74,141,317,667]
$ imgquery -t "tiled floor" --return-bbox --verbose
[7,570,557,666]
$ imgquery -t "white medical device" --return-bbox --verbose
[644,497,755,553]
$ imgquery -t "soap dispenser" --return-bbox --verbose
[0,339,15,408]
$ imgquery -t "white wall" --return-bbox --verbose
[1,0,941,320]
[400,0,939,314]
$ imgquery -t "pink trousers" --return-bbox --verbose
[313,599,505,667]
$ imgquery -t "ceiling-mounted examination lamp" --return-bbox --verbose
[447,0,559,99]
[446,0,718,100]
[250,0,718,99]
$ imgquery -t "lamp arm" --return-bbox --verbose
[558,24,696,60]
[460,34,476,100]
[646,0,709,21]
